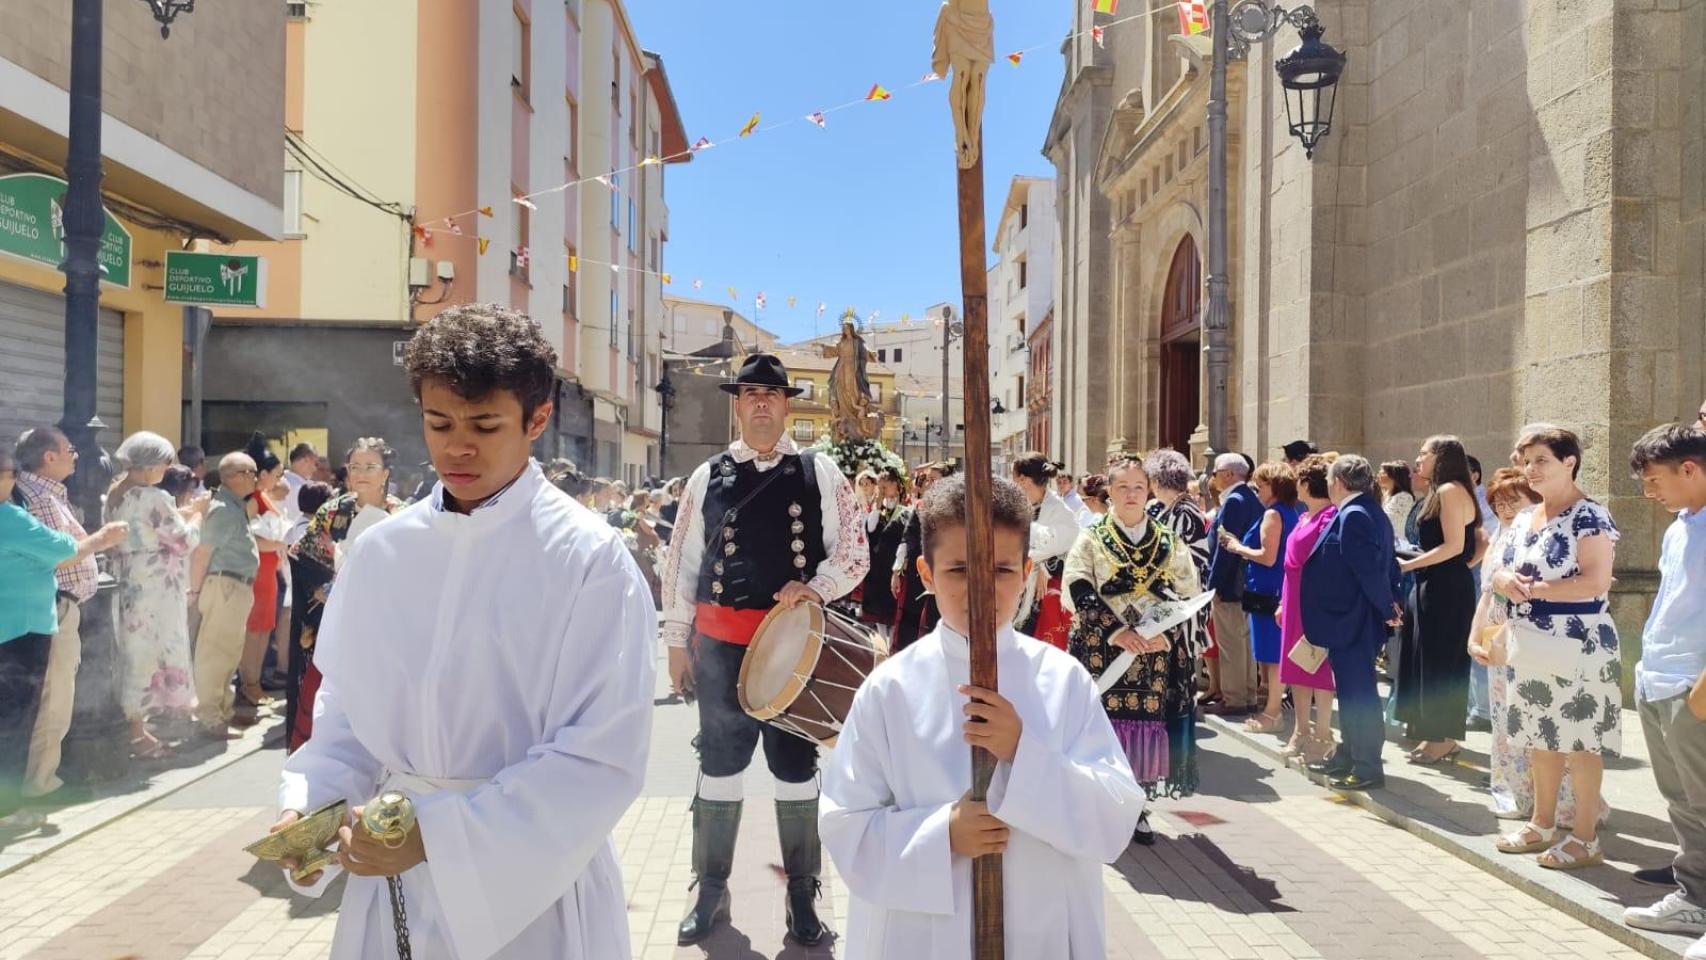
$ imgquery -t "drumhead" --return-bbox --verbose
[741,603,822,709]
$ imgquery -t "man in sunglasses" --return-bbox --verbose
[188,452,261,739]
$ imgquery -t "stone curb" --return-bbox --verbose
[1202,712,1692,960]
[0,720,280,880]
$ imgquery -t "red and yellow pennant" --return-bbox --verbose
[738,113,760,137]
[865,83,892,102]
[1007,51,1023,66]
[1094,0,1118,14]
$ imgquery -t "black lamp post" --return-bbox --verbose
[57,0,195,786]
[1202,1,1344,453]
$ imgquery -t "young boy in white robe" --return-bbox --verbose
[820,474,1146,959]
[268,304,658,960]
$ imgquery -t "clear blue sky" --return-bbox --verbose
[628,0,1071,344]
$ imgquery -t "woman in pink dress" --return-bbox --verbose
[1278,454,1339,763]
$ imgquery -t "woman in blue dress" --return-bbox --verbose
[1216,461,1299,733]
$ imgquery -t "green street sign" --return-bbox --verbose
[0,172,132,288]
[163,251,267,308]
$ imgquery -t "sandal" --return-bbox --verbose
[1281,728,1310,758]
[1197,692,1225,708]
[1538,834,1604,871]
[1305,736,1337,765]
[129,735,168,760]
[1496,823,1556,854]
[1242,712,1284,734]
[1408,744,1462,766]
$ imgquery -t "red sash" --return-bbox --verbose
[694,602,768,646]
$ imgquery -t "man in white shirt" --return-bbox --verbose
[1052,464,1090,524]
[659,353,870,947]
[282,442,317,523]
[271,305,656,960]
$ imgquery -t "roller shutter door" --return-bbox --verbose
[0,280,125,452]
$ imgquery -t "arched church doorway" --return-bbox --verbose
[1158,235,1202,453]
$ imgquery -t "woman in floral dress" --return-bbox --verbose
[106,432,203,757]
[1491,427,1621,871]
[1471,468,1595,828]
[1063,456,1203,846]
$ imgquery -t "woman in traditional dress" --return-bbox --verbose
[1216,462,1301,734]
[105,432,203,756]
[1012,451,1081,650]
[285,437,404,751]
[1491,426,1620,870]
[1063,456,1203,845]
[859,470,909,640]
[1276,454,1339,763]
[1146,449,1212,704]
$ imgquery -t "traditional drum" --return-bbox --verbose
[738,601,887,747]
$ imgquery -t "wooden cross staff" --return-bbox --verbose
[933,1,1001,956]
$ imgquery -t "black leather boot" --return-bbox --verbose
[677,797,741,946]
[777,797,827,946]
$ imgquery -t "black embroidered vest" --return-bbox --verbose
[694,452,827,610]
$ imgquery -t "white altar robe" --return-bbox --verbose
[819,624,1145,960]
[278,461,657,960]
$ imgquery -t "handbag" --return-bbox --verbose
[1240,591,1279,616]
[1475,622,1510,667]
[1287,635,1329,673]
[1504,619,1583,678]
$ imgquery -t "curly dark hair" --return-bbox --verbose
[402,304,558,421]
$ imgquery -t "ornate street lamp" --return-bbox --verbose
[140,0,197,38]
[1271,16,1346,158]
[1202,1,1345,453]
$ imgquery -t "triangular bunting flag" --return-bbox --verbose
[727,286,738,300]
[478,237,490,255]
[568,255,578,273]
[1093,25,1106,48]
[739,113,760,137]
[1007,51,1023,66]
[641,156,660,166]
[611,264,620,274]
[865,83,892,102]
[479,206,494,218]
[513,196,537,210]
[661,273,672,285]
[756,292,767,310]
[808,112,826,128]
[921,71,941,83]
[1095,0,1119,13]
[787,296,797,309]
[816,302,826,319]
[692,137,712,151]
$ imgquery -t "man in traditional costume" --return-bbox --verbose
[270,305,658,959]
[1062,456,1205,846]
[659,353,870,946]
[820,474,1145,958]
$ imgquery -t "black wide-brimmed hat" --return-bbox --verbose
[720,353,804,397]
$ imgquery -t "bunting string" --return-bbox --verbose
[415,2,1193,233]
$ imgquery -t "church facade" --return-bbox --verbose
[1046,0,1705,667]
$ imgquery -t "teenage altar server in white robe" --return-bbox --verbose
[820,474,1146,960]
[271,305,657,960]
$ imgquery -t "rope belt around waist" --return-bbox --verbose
[381,770,487,797]
[209,570,256,587]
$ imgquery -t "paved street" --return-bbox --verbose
[0,653,1676,960]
